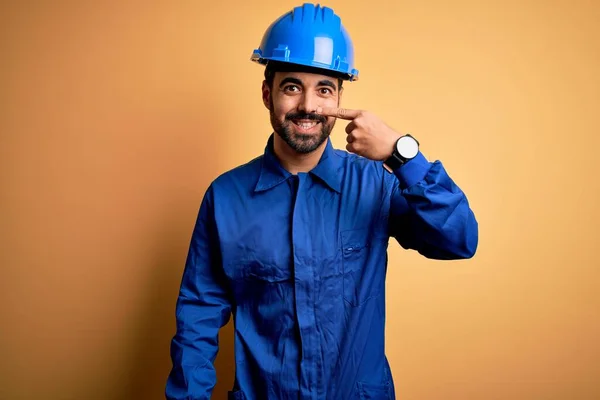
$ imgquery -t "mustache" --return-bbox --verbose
[285,112,326,124]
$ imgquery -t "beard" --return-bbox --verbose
[269,96,336,154]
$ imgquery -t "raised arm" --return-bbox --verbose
[388,152,478,259]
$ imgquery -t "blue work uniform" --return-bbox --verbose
[166,134,478,400]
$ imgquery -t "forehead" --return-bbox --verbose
[274,70,339,86]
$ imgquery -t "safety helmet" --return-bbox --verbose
[251,3,359,81]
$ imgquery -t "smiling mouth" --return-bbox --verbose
[292,119,320,130]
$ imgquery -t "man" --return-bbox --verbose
[166,3,478,400]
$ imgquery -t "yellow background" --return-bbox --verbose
[1,1,599,399]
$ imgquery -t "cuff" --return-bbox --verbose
[392,151,430,189]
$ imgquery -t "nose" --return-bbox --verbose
[298,92,318,114]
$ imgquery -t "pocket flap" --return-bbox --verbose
[341,228,370,253]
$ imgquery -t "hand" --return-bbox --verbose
[316,107,401,161]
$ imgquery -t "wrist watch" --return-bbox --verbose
[384,134,420,170]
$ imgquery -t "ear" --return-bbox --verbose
[261,80,271,110]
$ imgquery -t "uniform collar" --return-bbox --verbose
[254,134,342,193]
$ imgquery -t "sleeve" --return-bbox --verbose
[388,152,479,260]
[165,185,232,400]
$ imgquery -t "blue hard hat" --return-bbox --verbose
[251,3,359,81]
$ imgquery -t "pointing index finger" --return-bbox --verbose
[317,107,361,120]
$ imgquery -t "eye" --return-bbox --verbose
[319,87,334,95]
[283,85,301,93]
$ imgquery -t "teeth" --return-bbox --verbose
[296,121,317,129]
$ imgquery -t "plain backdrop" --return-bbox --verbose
[1,1,599,399]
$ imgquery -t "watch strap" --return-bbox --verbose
[384,134,419,170]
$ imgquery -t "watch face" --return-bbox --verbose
[397,136,419,159]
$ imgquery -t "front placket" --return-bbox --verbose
[291,173,319,400]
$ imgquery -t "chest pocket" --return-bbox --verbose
[224,250,294,305]
[341,228,388,307]
[238,256,292,283]
[221,228,294,284]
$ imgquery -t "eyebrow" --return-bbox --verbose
[317,79,337,91]
[279,77,303,88]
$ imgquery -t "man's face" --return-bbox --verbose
[263,71,342,154]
